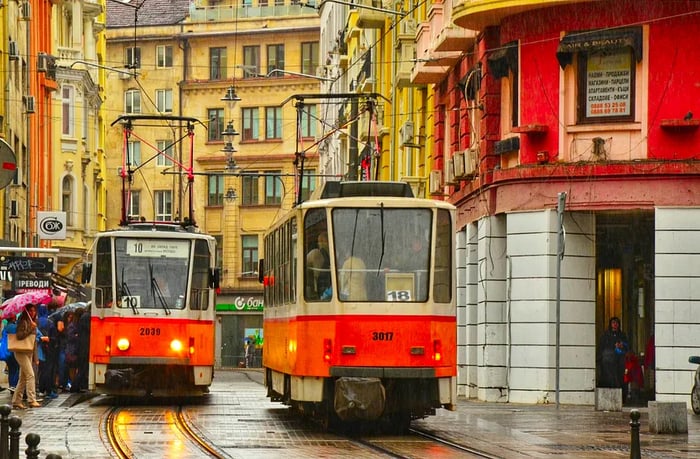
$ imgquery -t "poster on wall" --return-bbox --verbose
[586,49,632,118]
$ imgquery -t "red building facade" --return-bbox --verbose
[439,1,700,406]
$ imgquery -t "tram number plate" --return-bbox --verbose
[386,290,412,301]
[120,296,140,309]
[139,327,161,336]
[372,332,394,341]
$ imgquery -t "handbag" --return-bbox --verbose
[7,333,35,352]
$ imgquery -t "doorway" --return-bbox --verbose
[595,211,655,404]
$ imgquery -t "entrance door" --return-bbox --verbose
[219,314,263,368]
[595,212,655,403]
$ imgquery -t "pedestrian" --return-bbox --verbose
[72,307,90,392]
[2,316,19,393]
[598,316,628,400]
[63,310,81,390]
[12,303,43,409]
[37,302,59,399]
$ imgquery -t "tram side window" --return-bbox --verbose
[94,237,113,308]
[433,209,453,303]
[304,208,331,302]
[191,239,211,310]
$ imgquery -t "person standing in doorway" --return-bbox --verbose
[598,316,629,400]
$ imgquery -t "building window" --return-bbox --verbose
[265,171,282,205]
[577,49,635,123]
[61,85,75,137]
[556,27,641,124]
[125,89,141,114]
[301,41,318,75]
[128,190,140,220]
[62,176,73,227]
[210,47,227,80]
[300,169,316,201]
[242,235,259,276]
[487,41,519,129]
[241,172,259,206]
[242,107,259,141]
[267,44,284,76]
[156,45,173,68]
[243,46,260,79]
[154,190,172,221]
[156,140,174,166]
[300,104,317,138]
[125,47,141,68]
[208,108,225,141]
[208,175,224,206]
[127,141,141,166]
[265,106,282,140]
[155,89,173,113]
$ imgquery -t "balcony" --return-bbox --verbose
[355,0,388,28]
[188,1,310,21]
[411,22,450,85]
[433,0,477,52]
[452,0,585,30]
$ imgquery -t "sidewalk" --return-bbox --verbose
[415,399,700,458]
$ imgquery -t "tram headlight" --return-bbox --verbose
[170,339,184,352]
[116,338,130,351]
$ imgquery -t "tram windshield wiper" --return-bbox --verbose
[149,264,171,315]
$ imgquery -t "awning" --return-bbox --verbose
[487,41,518,79]
[556,27,642,69]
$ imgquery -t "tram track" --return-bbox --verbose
[103,405,230,459]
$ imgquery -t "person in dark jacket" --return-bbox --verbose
[598,317,628,399]
[72,308,90,392]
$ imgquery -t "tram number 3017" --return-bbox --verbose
[372,331,394,341]
[140,327,161,336]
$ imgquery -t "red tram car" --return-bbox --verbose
[261,181,457,431]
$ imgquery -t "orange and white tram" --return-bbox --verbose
[261,181,457,431]
[86,225,219,396]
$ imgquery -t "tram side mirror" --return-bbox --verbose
[210,268,220,289]
[81,262,92,284]
[258,260,264,284]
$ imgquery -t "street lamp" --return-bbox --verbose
[225,186,237,202]
[221,86,241,171]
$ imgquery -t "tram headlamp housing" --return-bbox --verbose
[116,338,130,351]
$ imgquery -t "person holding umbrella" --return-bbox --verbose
[12,303,45,409]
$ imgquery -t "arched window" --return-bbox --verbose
[62,175,73,226]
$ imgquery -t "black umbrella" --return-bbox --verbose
[48,301,90,322]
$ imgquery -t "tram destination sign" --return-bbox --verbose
[0,256,54,273]
[126,239,190,258]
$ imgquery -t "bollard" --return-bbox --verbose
[8,416,21,459]
[23,433,39,459]
[0,405,11,459]
[629,409,641,459]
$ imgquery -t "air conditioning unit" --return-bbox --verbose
[429,170,443,195]
[466,146,479,176]
[23,95,35,114]
[20,2,31,19]
[399,120,414,146]
[37,53,48,73]
[8,41,19,60]
[119,72,132,80]
[444,158,457,185]
[453,151,466,179]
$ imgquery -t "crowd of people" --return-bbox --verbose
[0,299,90,410]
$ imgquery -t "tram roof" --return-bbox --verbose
[320,181,414,199]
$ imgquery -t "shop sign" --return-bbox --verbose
[217,295,264,312]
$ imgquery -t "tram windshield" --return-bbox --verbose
[113,238,190,311]
[332,208,432,302]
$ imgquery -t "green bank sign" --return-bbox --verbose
[216,296,264,312]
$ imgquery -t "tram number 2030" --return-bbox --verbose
[372,331,394,341]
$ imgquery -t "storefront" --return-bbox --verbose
[215,294,263,368]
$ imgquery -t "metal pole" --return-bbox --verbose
[555,191,566,408]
